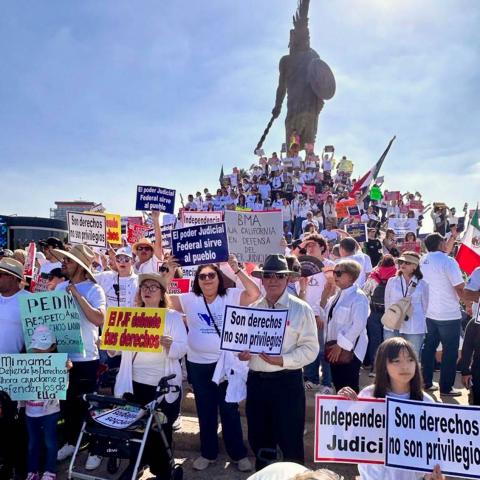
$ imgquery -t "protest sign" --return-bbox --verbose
[400,205,410,214]
[401,240,421,253]
[315,395,385,464]
[301,184,316,198]
[172,222,229,267]
[345,223,367,243]
[336,199,357,218]
[127,222,150,244]
[67,212,107,248]
[220,305,288,355]
[101,307,166,353]
[347,205,360,217]
[225,210,283,263]
[384,191,401,201]
[31,274,50,293]
[181,266,198,280]
[20,291,84,354]
[0,353,68,401]
[136,185,176,214]
[91,405,144,429]
[23,242,36,277]
[386,397,480,479]
[161,222,174,250]
[167,278,191,294]
[388,218,418,237]
[408,200,424,210]
[105,213,122,245]
[181,210,223,227]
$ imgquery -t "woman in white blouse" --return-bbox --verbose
[383,252,429,358]
[320,260,370,393]
[112,272,187,479]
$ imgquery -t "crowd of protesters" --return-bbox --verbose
[0,142,478,480]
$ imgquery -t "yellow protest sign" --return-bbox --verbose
[85,211,122,245]
[101,307,166,352]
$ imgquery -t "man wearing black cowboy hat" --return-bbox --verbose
[238,254,318,471]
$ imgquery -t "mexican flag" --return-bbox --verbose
[456,208,480,275]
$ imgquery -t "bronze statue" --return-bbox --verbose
[255,0,336,152]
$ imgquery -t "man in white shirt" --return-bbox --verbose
[53,245,107,467]
[239,255,318,472]
[338,237,369,287]
[420,233,465,397]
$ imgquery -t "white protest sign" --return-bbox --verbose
[91,405,144,429]
[220,305,288,355]
[315,395,386,465]
[67,212,107,248]
[181,210,223,226]
[225,210,283,263]
[388,218,418,238]
[386,397,480,479]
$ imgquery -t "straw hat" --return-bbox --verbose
[52,244,97,282]
[138,272,169,291]
[132,238,154,254]
[0,258,24,281]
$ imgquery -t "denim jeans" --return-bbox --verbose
[26,412,59,473]
[186,360,247,461]
[383,329,425,360]
[422,318,461,392]
[367,310,384,366]
[303,325,332,386]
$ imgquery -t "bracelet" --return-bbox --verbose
[234,269,242,275]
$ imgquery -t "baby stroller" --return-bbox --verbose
[68,374,183,480]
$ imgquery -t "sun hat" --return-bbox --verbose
[0,258,24,280]
[29,325,56,350]
[397,253,420,266]
[251,254,300,278]
[52,244,97,282]
[132,238,154,254]
[138,272,169,291]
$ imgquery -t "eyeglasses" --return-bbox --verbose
[116,255,131,263]
[263,273,287,279]
[136,246,152,252]
[140,284,161,293]
[198,272,217,281]
[333,270,346,277]
[159,265,170,273]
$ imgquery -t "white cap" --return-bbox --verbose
[115,246,133,258]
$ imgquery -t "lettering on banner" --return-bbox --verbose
[314,395,386,464]
[386,397,480,478]
[136,185,176,214]
[101,307,166,353]
[181,210,223,227]
[67,212,107,248]
[0,353,68,400]
[220,305,288,355]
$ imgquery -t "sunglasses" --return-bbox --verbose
[397,260,414,266]
[116,255,131,263]
[140,284,161,293]
[263,273,287,279]
[159,265,170,273]
[136,246,152,252]
[198,272,216,281]
[333,270,346,277]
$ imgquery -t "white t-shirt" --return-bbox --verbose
[56,280,106,362]
[26,399,60,418]
[180,288,242,364]
[136,255,162,274]
[320,229,338,242]
[420,251,463,320]
[39,261,62,275]
[297,259,334,316]
[0,289,31,353]
[95,271,138,308]
[465,267,480,318]
[358,385,433,480]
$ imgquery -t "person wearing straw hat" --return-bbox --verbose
[52,244,107,468]
[238,254,319,471]
[132,210,165,274]
[0,257,31,354]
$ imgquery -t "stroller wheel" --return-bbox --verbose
[107,457,120,474]
[172,466,183,480]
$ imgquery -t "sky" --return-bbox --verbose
[0,0,479,219]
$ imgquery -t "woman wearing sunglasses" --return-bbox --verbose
[112,272,187,480]
[383,252,429,358]
[320,259,369,393]
[166,255,260,472]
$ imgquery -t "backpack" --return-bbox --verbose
[371,279,387,307]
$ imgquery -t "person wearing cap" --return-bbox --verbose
[25,326,66,480]
[420,233,464,397]
[52,244,107,466]
[383,252,429,358]
[46,268,66,291]
[0,257,31,354]
[38,237,64,275]
[238,255,319,471]
[95,247,138,308]
[110,272,187,480]
[132,211,165,274]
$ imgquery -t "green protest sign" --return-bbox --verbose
[0,353,68,400]
[20,291,84,354]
